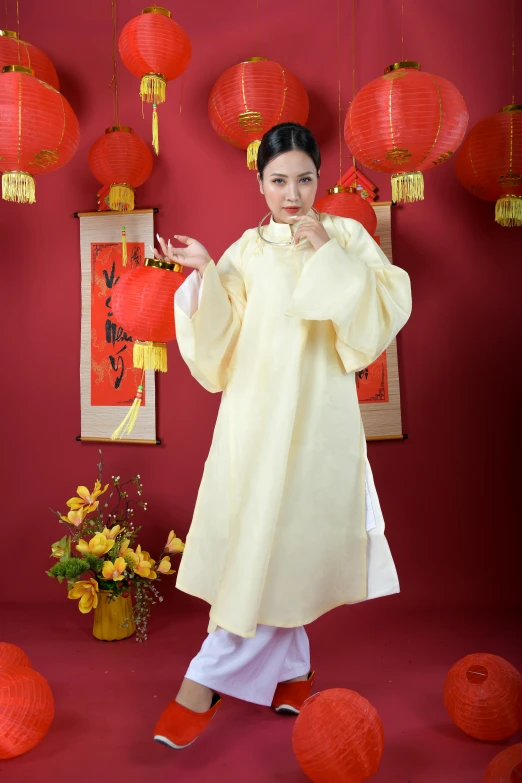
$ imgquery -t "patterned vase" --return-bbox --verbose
[92,590,135,641]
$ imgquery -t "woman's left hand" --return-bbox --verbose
[290,215,331,251]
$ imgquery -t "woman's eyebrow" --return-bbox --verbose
[270,171,314,177]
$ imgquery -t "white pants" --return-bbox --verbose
[185,625,311,706]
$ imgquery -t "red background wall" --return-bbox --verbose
[1,0,520,609]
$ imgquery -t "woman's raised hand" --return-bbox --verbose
[153,234,211,275]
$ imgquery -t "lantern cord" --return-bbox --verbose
[512,0,516,103]
[351,0,358,185]
[401,0,404,61]
[110,0,120,126]
[337,0,342,185]
[16,0,20,63]
[179,71,184,115]
[255,0,260,56]
[4,0,7,30]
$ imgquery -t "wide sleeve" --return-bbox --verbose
[174,240,246,393]
[284,218,412,374]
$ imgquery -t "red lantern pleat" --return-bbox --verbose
[456,105,522,227]
[0,66,80,203]
[444,654,522,741]
[0,643,31,670]
[292,689,384,783]
[345,61,468,202]
[0,666,54,759]
[483,744,522,783]
[0,30,59,90]
[315,186,377,236]
[208,57,309,169]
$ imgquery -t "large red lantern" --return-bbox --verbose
[0,30,59,89]
[0,666,54,759]
[456,105,522,227]
[483,744,522,783]
[315,185,377,236]
[345,61,468,203]
[118,6,191,154]
[0,65,79,203]
[208,57,309,170]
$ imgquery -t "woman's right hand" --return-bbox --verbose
[154,234,211,276]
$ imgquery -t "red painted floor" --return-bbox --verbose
[0,599,520,783]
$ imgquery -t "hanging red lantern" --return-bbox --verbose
[315,185,377,236]
[345,61,468,203]
[0,65,79,203]
[208,57,309,170]
[483,743,522,783]
[0,30,59,90]
[455,105,522,227]
[118,6,191,154]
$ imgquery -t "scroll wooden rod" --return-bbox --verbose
[366,434,408,441]
[73,208,159,217]
[76,436,161,445]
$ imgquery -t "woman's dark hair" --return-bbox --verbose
[257,123,321,179]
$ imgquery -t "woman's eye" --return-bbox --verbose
[272,179,284,184]
[301,177,312,183]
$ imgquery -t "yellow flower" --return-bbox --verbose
[67,480,109,514]
[130,545,155,578]
[51,542,66,559]
[101,557,127,582]
[164,530,185,554]
[157,556,175,575]
[118,538,133,558]
[68,578,99,614]
[76,533,114,557]
[60,508,87,527]
[102,525,121,540]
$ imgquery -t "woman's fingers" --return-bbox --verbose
[173,234,195,246]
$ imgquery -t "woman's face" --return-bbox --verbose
[258,150,319,224]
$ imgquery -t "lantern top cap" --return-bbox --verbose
[243,57,267,63]
[0,29,19,38]
[500,104,522,113]
[327,185,358,195]
[145,257,183,273]
[384,61,421,74]
[142,6,171,17]
[105,126,134,134]
[2,64,35,76]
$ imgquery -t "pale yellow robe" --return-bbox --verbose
[174,212,412,638]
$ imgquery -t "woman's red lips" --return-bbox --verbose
[284,207,300,211]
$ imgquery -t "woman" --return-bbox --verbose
[153,122,412,750]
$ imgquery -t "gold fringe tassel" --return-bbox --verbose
[2,171,36,204]
[495,195,522,227]
[121,225,127,266]
[247,140,261,170]
[111,384,144,440]
[152,104,159,155]
[109,184,134,212]
[133,341,168,372]
[391,171,424,203]
[140,74,166,104]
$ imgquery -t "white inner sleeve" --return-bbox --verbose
[175,269,204,317]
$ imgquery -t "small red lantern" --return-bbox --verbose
[208,57,309,170]
[0,666,54,759]
[118,6,191,154]
[456,105,522,227]
[483,744,522,783]
[0,29,59,90]
[315,185,377,236]
[345,61,468,202]
[0,65,80,203]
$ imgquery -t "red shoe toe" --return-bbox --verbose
[154,693,222,750]
[272,671,315,715]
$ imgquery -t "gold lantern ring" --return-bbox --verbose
[384,61,421,74]
[0,30,19,38]
[105,126,134,134]
[327,186,358,195]
[2,64,35,76]
[500,104,522,113]
[242,57,268,63]
[144,257,184,274]
[142,6,171,16]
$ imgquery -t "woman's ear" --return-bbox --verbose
[257,173,264,194]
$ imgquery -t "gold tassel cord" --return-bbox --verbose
[152,103,159,155]
[2,171,36,203]
[391,171,424,203]
[495,195,522,227]
[109,183,134,212]
[111,383,144,440]
[140,73,166,104]
[133,341,168,372]
[247,140,261,170]
[121,225,127,266]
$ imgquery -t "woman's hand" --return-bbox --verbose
[153,234,212,276]
[290,215,331,251]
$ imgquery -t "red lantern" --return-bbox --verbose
[0,65,79,203]
[118,6,191,154]
[0,29,59,90]
[208,57,309,170]
[0,643,31,670]
[444,654,522,741]
[315,185,377,236]
[456,105,522,227]
[483,744,522,783]
[292,689,384,783]
[345,61,468,202]
[0,666,54,759]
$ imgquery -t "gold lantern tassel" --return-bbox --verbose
[247,141,261,170]
[140,73,167,104]
[133,341,168,372]
[152,104,159,155]
[121,225,128,266]
[109,184,134,212]
[495,195,522,227]
[2,171,36,204]
[111,383,144,440]
[391,171,424,203]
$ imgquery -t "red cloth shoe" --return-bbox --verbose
[272,671,315,715]
[154,693,222,750]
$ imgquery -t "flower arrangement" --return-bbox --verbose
[47,451,184,642]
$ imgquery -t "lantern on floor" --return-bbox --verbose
[456,105,522,227]
[315,185,377,236]
[0,666,54,759]
[118,6,191,155]
[0,30,59,89]
[110,257,185,439]
[344,61,468,203]
[483,744,522,783]
[444,654,522,741]
[0,643,31,670]
[0,65,80,203]
[208,57,309,170]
